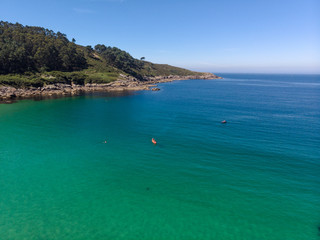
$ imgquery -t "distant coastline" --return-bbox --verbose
[0,73,221,103]
[0,21,222,103]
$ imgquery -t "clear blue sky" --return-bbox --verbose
[2,0,320,73]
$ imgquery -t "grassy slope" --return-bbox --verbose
[141,62,202,77]
[78,46,121,83]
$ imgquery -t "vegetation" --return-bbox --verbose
[0,21,87,74]
[0,21,204,88]
[93,44,200,80]
[94,44,144,80]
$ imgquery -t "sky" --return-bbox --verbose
[1,0,320,73]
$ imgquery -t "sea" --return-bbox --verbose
[0,73,319,240]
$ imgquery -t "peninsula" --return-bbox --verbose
[0,21,221,101]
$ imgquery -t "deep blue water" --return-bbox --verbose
[0,73,319,239]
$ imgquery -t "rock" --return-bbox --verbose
[0,72,222,103]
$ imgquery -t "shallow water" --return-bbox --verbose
[0,73,319,239]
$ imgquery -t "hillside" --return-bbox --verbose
[0,21,216,88]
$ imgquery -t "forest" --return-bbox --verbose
[0,21,87,74]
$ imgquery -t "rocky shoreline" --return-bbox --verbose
[0,73,221,103]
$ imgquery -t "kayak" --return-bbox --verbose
[152,138,157,144]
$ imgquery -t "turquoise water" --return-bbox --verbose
[0,74,319,239]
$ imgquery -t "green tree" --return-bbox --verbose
[0,21,87,73]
